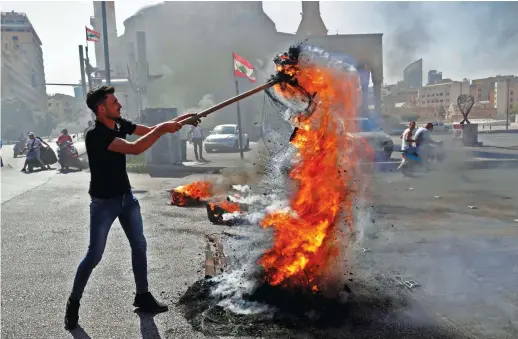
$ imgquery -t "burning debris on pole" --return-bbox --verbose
[170,181,213,206]
[176,43,422,337]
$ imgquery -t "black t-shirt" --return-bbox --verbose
[86,118,137,199]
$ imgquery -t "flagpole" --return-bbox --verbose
[84,28,93,91]
[101,1,111,86]
[232,53,245,160]
[78,45,87,100]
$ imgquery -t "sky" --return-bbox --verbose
[1,1,517,96]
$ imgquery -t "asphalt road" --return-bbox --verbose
[1,141,86,204]
[1,137,517,338]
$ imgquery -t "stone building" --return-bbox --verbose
[89,1,383,138]
[1,11,47,112]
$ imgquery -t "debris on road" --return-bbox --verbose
[404,280,420,289]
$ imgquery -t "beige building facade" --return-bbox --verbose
[494,77,518,116]
[418,81,470,109]
[1,11,47,111]
[47,93,78,121]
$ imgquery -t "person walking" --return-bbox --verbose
[64,86,199,330]
[189,123,206,162]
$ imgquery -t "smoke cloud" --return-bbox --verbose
[376,2,518,82]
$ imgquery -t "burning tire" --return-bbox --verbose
[206,201,243,226]
[170,181,214,207]
[171,191,206,207]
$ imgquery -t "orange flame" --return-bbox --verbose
[259,60,362,288]
[208,201,241,213]
[171,181,213,206]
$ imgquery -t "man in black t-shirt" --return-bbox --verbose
[64,86,199,330]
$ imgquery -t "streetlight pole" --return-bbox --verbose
[101,1,111,85]
[78,45,87,99]
[506,79,510,130]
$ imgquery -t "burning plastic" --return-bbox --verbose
[171,181,213,206]
[206,201,244,225]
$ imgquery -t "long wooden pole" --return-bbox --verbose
[178,80,277,126]
[234,79,245,160]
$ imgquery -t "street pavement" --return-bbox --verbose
[1,135,517,338]
[1,140,86,204]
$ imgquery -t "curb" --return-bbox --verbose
[478,129,518,134]
[373,159,518,172]
[204,233,227,278]
[470,151,518,160]
[147,164,225,177]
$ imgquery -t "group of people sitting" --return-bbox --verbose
[400,121,441,164]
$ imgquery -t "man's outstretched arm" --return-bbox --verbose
[133,113,199,136]
[108,121,182,155]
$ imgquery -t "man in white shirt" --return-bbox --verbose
[400,121,416,153]
[22,132,50,171]
[414,122,440,165]
[189,123,206,162]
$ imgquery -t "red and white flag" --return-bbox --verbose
[86,27,101,42]
[233,52,256,83]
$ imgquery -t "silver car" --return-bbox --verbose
[204,124,250,153]
[342,118,394,161]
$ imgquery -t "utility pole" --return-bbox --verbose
[506,79,510,130]
[78,45,87,99]
[84,46,93,90]
[101,1,111,85]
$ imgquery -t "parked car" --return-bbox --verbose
[432,121,451,133]
[204,124,250,153]
[342,118,394,161]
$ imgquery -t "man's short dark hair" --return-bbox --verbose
[86,86,115,114]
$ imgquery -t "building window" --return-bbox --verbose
[446,92,449,96]
[3,43,7,49]
[31,70,36,88]
[12,35,18,41]
[440,99,443,103]
[48,103,52,107]
[511,91,514,96]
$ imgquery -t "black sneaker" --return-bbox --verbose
[133,292,168,313]
[64,297,80,330]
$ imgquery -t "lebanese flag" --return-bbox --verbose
[233,52,256,83]
[86,27,101,42]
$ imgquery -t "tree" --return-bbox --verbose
[438,106,446,119]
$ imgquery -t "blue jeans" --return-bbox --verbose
[70,192,148,300]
